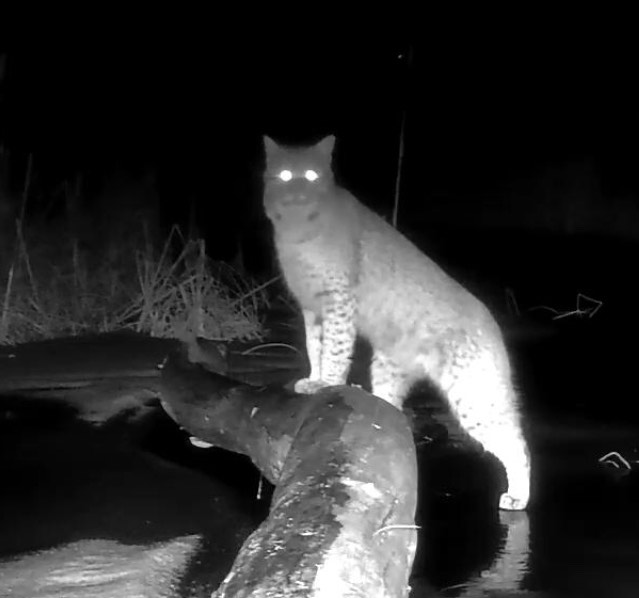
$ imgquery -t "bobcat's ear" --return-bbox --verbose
[316,135,336,157]
[263,136,279,155]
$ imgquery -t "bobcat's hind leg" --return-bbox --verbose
[439,348,530,511]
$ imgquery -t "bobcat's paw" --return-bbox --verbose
[499,492,528,511]
[294,378,330,395]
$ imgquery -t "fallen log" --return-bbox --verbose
[160,347,419,598]
[0,332,229,425]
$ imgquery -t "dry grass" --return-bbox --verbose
[122,227,266,342]
[0,222,266,345]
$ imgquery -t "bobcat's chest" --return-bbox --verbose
[276,240,333,313]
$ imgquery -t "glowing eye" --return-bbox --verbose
[304,169,319,182]
[278,169,293,182]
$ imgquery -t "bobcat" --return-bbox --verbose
[263,135,530,510]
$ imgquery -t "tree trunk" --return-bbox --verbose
[160,346,419,598]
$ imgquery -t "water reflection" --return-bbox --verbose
[452,511,530,596]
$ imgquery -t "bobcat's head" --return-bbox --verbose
[263,135,335,227]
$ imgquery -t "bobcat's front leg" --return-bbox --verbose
[302,309,322,381]
[295,284,356,394]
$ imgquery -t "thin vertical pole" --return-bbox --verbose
[392,45,413,229]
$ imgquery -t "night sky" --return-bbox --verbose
[1,18,638,261]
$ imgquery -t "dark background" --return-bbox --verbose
[1,15,638,270]
[2,16,639,596]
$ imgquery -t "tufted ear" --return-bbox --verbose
[316,135,335,157]
[263,136,279,155]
